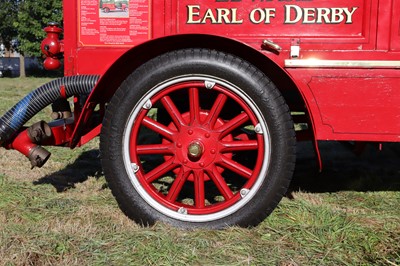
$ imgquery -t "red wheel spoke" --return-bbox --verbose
[189,87,201,124]
[194,170,205,208]
[142,117,175,141]
[204,94,228,128]
[221,140,258,152]
[217,113,249,138]
[218,155,253,179]
[207,167,234,200]
[161,96,186,129]
[144,157,178,183]
[166,169,191,202]
[136,144,174,155]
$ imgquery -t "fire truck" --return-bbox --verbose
[101,1,128,13]
[0,0,399,228]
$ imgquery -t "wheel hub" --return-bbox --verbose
[188,141,203,160]
[166,111,233,175]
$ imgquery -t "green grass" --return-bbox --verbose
[0,78,399,265]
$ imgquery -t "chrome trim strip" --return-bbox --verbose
[285,59,400,68]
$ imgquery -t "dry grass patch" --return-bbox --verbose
[0,78,399,265]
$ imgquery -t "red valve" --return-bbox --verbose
[41,22,64,70]
[43,57,61,70]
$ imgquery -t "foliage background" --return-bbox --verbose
[0,0,62,57]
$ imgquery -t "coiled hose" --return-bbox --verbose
[0,75,100,146]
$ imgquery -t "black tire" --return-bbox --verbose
[103,7,110,13]
[100,49,296,228]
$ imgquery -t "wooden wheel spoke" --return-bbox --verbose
[193,170,205,208]
[136,144,174,155]
[219,155,253,179]
[221,140,258,152]
[204,94,228,128]
[161,96,186,129]
[144,157,178,183]
[207,167,234,200]
[142,116,175,141]
[189,87,201,124]
[166,169,191,202]
[217,113,249,138]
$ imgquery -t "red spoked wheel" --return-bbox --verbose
[126,77,268,221]
[101,49,295,228]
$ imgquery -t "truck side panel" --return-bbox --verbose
[286,68,400,141]
[390,1,400,51]
[174,0,377,51]
[64,0,400,142]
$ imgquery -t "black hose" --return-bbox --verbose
[0,75,100,145]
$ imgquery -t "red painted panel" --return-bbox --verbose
[390,0,400,51]
[75,48,126,75]
[309,76,400,135]
[287,68,400,141]
[174,0,377,50]
[64,0,155,75]
[63,0,78,76]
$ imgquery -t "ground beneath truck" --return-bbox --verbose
[0,141,398,193]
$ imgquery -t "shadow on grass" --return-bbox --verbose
[290,141,400,193]
[33,149,103,192]
[34,142,400,193]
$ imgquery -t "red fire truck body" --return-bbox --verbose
[65,0,400,143]
[1,0,399,228]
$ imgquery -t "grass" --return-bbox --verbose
[0,77,399,265]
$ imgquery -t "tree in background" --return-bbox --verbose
[0,0,62,76]
[16,0,63,58]
[0,0,19,51]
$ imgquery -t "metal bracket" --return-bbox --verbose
[290,38,301,58]
[262,40,282,53]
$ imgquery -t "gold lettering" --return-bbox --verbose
[302,8,316,24]
[285,5,358,24]
[343,7,358,24]
[187,5,201,24]
[231,8,243,24]
[201,9,217,24]
[285,5,302,24]
[250,8,264,24]
[217,8,231,24]
[250,8,275,24]
[316,8,331,24]
[331,8,345,24]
